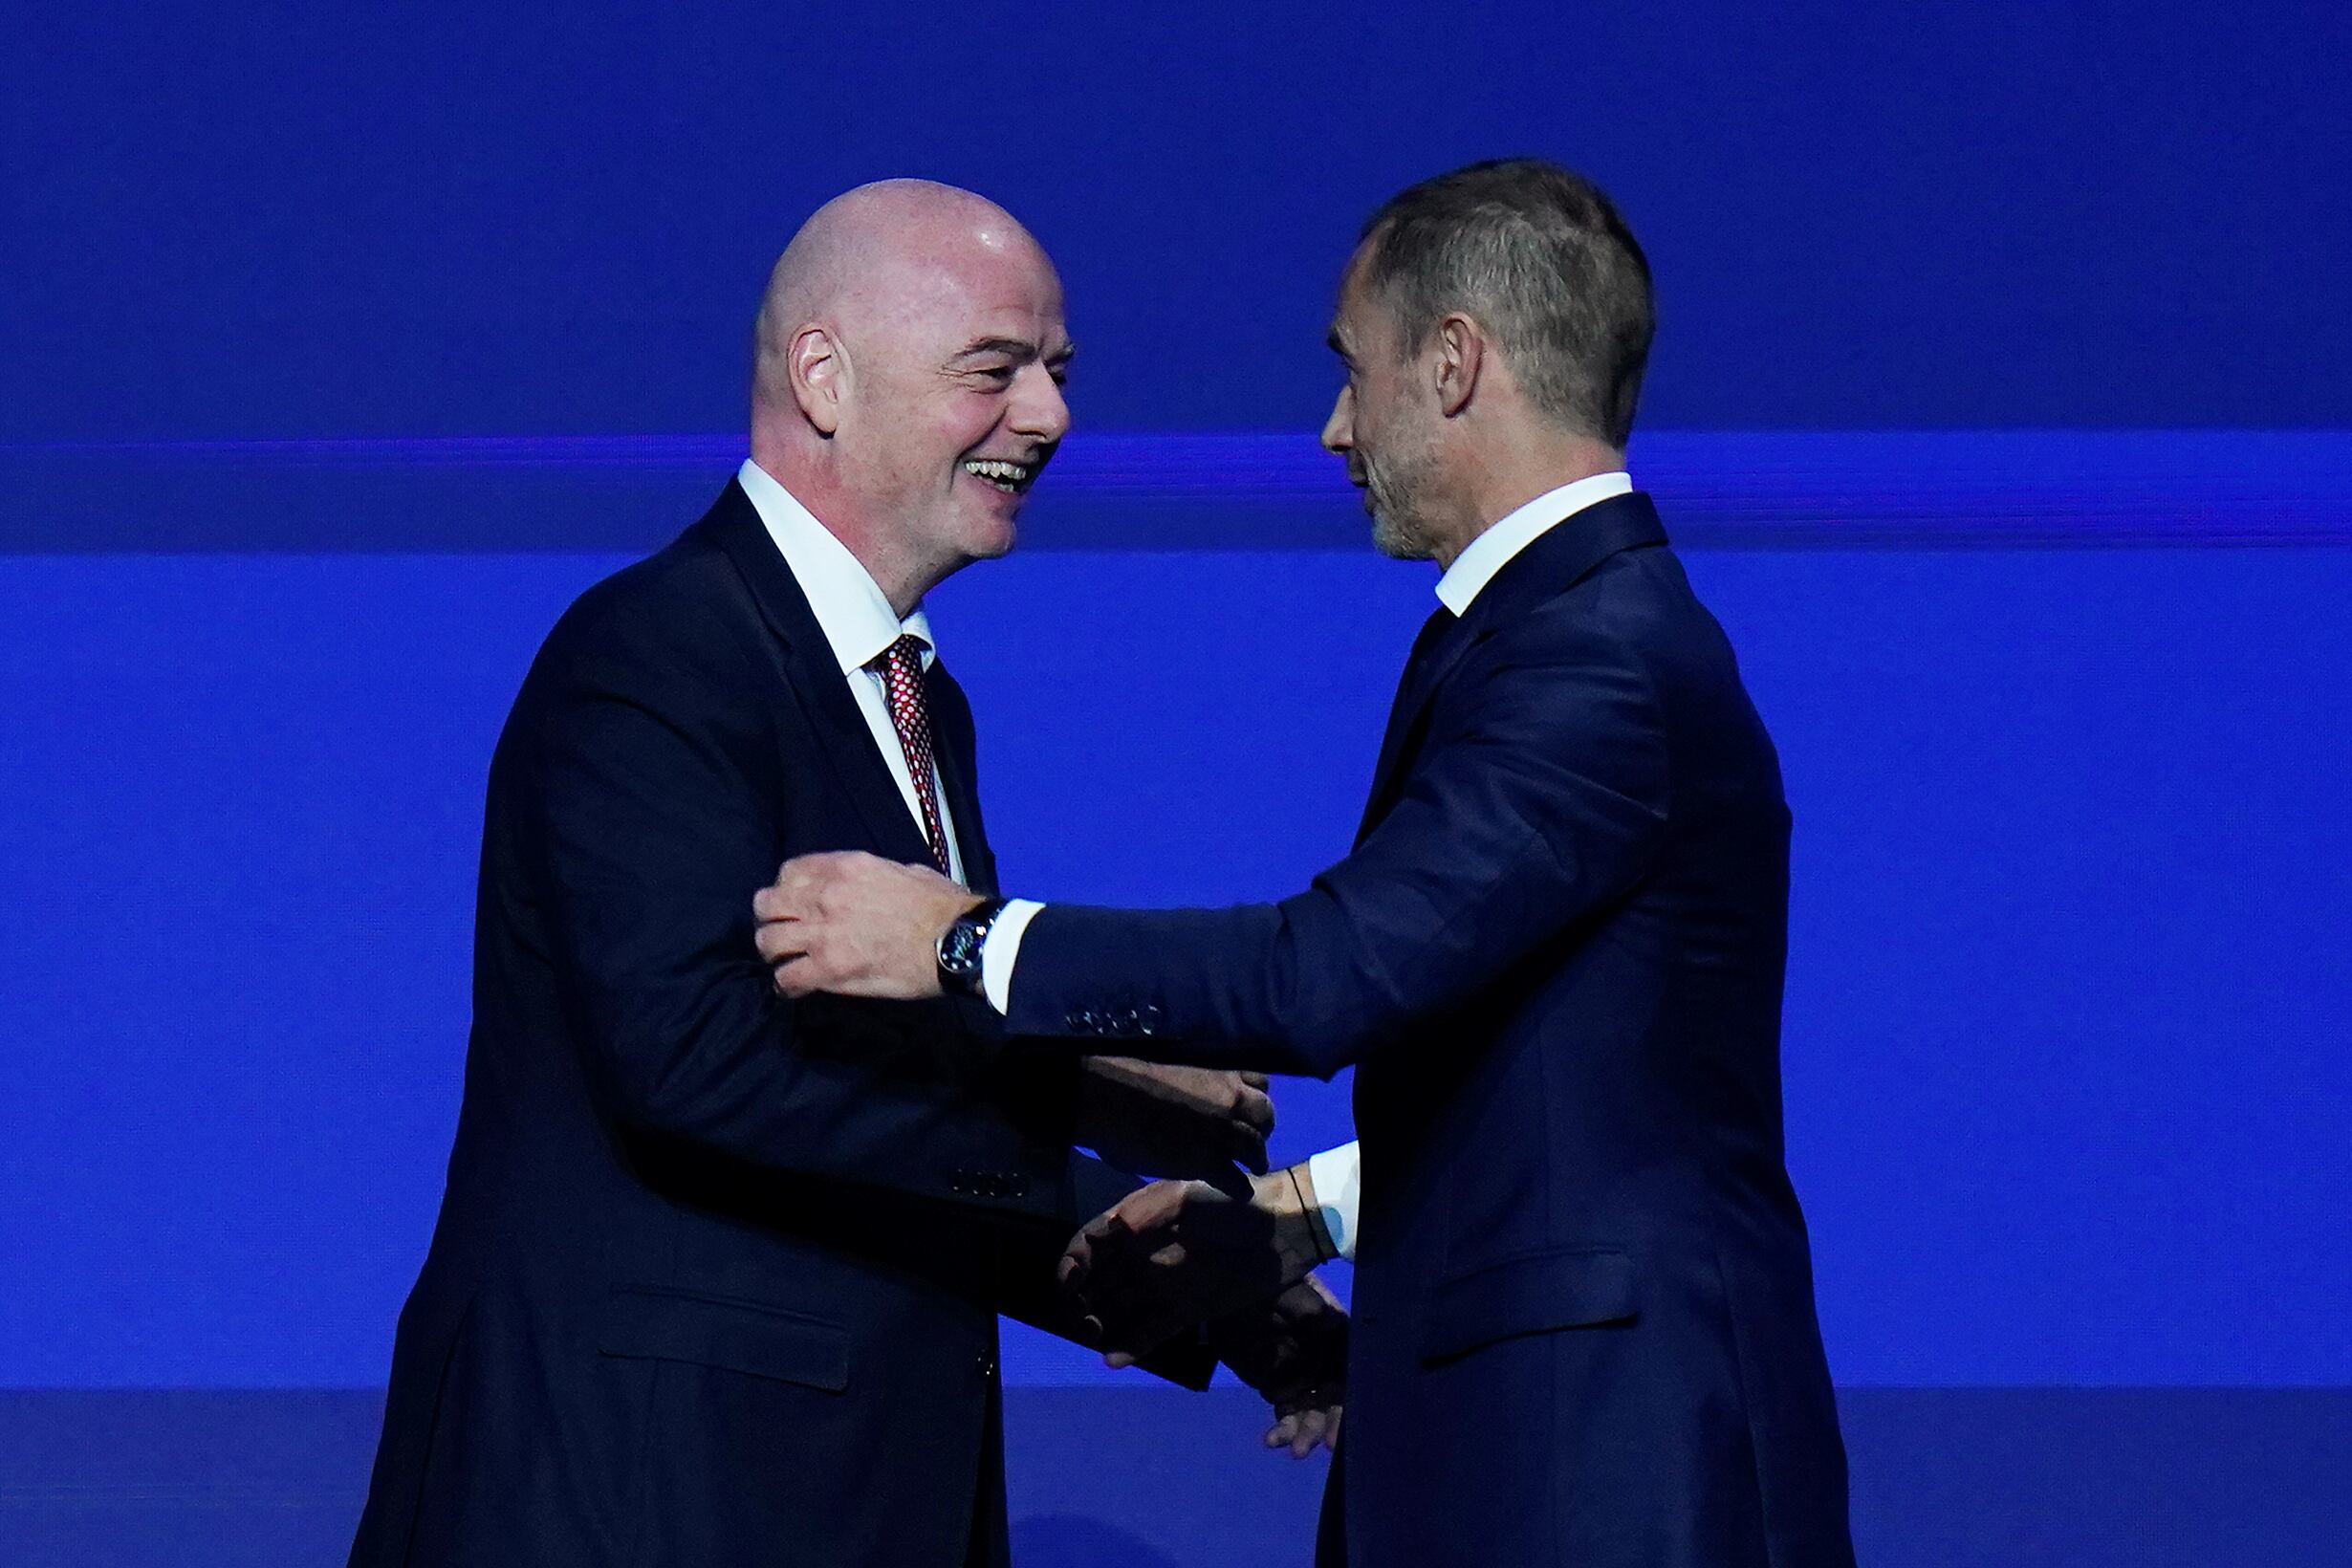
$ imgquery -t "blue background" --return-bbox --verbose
[4,2,2349,1563]
[6,541,2351,1390]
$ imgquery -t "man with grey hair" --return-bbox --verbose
[758,158,1857,1567]
[346,179,1340,1568]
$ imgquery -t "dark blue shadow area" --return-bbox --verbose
[5,3,2349,439]
[2,542,2348,1389]
[6,1388,2348,1568]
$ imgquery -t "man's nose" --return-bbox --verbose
[1320,385,1354,453]
[1013,365,1071,446]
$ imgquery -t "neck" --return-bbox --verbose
[1429,426,1625,571]
[750,432,935,619]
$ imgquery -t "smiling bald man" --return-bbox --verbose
[344,181,1335,1568]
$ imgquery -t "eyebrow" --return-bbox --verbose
[950,337,1078,364]
[1326,326,1352,360]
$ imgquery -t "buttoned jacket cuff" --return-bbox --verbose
[980,898,1045,1013]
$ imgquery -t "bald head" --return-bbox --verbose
[747,179,1072,616]
[753,179,1054,414]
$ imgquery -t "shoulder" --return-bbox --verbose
[1450,543,1753,751]
[510,524,772,736]
[1472,553,1669,696]
[545,528,751,674]
[1502,546,1744,687]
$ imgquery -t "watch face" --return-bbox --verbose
[942,921,985,975]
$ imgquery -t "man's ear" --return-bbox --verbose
[791,325,846,436]
[1432,312,1485,419]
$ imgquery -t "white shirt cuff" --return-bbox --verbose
[1303,1141,1361,1263]
[979,899,1045,1015]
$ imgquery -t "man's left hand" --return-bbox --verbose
[755,851,979,1000]
[1209,1276,1348,1459]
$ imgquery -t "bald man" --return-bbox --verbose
[345,181,1336,1568]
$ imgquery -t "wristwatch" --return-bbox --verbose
[935,898,1010,997]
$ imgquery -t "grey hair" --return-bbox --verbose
[1356,158,1654,447]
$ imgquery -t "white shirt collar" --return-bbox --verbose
[1434,470,1635,616]
[737,458,934,675]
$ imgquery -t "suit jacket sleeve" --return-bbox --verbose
[526,598,1078,1222]
[1003,605,1670,1078]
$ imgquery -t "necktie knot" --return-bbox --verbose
[871,632,930,678]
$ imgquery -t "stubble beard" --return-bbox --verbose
[1364,443,1443,562]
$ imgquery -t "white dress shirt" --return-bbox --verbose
[1434,469,1632,615]
[983,470,1638,1261]
[736,458,965,883]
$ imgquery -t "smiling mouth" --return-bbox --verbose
[961,457,1037,496]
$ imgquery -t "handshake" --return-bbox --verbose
[751,853,1347,1455]
[1060,1057,1348,1458]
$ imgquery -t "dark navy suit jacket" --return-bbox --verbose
[1006,493,1855,1567]
[348,479,1207,1568]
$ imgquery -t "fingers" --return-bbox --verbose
[1057,1222,1098,1289]
[753,874,813,992]
[1227,1079,1274,1173]
[752,920,805,967]
[756,853,849,916]
[770,952,835,998]
[754,850,905,927]
[1109,1180,1192,1234]
[1262,1407,1339,1458]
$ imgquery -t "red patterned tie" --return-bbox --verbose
[870,634,954,877]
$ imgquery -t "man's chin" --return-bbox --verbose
[1370,512,1435,562]
[961,510,1019,561]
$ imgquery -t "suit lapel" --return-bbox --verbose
[1357,608,1467,843]
[1355,491,1670,841]
[699,480,941,870]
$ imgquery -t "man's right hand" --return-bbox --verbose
[1059,1165,1334,1358]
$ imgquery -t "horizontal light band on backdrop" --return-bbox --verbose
[2,430,2345,553]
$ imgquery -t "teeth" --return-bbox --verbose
[962,458,1032,492]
